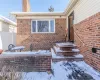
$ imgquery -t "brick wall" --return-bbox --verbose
[74,12,100,71]
[17,18,66,50]
[52,58,83,62]
[0,54,52,72]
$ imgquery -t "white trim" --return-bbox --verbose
[54,19,56,33]
[31,19,55,34]
[16,16,66,19]
[64,0,78,15]
[0,15,16,26]
[11,12,64,16]
[36,20,37,32]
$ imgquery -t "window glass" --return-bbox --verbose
[37,21,49,32]
[31,20,55,33]
[50,20,54,32]
[32,21,36,32]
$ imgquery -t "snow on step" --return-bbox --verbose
[56,42,76,47]
[54,46,77,53]
[51,48,65,58]
[72,49,80,52]
[54,46,68,52]
[74,54,84,58]
[51,48,83,59]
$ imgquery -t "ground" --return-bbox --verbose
[0,61,100,80]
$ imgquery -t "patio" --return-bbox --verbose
[0,43,99,80]
[0,61,100,80]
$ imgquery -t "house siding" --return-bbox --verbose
[1,22,9,32]
[67,0,100,24]
[17,18,66,50]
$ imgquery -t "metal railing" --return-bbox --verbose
[74,31,100,53]
[74,31,85,46]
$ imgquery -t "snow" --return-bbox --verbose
[74,54,83,58]
[51,48,83,58]
[22,72,51,80]
[51,48,64,58]
[56,42,76,47]
[21,61,100,80]
[72,49,80,52]
[73,61,100,80]
[54,46,80,53]
[2,50,51,55]
[11,46,25,50]
[0,61,99,80]
[54,46,70,52]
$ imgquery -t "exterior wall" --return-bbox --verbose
[0,21,17,33]
[0,54,51,72]
[9,25,17,33]
[74,12,100,71]
[66,0,100,25]
[1,22,9,32]
[0,32,16,50]
[17,18,66,50]
[65,0,100,71]
[0,21,17,50]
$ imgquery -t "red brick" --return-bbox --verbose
[74,12,100,71]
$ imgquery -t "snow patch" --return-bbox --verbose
[74,54,83,58]
[2,50,51,55]
[21,61,100,80]
[11,46,25,50]
[56,42,76,47]
[51,48,83,58]
[72,49,80,52]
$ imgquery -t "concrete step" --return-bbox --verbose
[53,46,79,56]
[51,48,83,62]
[56,42,77,51]
[56,42,77,47]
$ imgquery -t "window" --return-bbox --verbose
[31,20,55,33]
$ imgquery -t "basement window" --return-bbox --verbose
[31,20,55,33]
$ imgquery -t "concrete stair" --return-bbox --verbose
[54,42,80,56]
[56,42,77,51]
[53,46,78,56]
[51,42,83,62]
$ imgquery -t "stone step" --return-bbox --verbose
[53,46,79,56]
[56,42,77,51]
[56,42,77,47]
[51,48,83,62]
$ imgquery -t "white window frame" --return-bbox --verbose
[31,19,55,33]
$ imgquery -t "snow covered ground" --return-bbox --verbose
[0,61,100,80]
[21,61,100,80]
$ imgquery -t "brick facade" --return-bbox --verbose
[52,58,83,62]
[17,18,66,50]
[74,12,100,71]
[0,54,52,72]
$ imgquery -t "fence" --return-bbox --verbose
[0,32,16,51]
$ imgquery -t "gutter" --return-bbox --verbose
[0,15,17,26]
[11,12,65,16]
[63,0,78,15]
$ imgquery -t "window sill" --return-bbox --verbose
[31,32,55,34]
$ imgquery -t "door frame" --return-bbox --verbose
[68,11,74,42]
